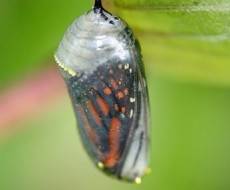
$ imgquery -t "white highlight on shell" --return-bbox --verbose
[129,109,134,118]
[129,68,132,73]
[55,10,133,75]
[143,79,146,87]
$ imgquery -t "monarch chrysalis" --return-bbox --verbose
[54,0,150,183]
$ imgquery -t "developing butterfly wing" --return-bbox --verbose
[119,52,150,181]
[62,49,149,181]
[65,61,135,162]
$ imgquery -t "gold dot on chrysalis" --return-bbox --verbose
[97,162,104,169]
[55,58,77,77]
[135,177,142,184]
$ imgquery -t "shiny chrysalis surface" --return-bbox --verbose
[54,0,150,183]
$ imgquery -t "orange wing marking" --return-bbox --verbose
[104,117,121,168]
[116,91,125,99]
[78,106,99,144]
[96,97,110,116]
[86,100,102,126]
[103,87,112,95]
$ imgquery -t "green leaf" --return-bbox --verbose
[112,0,230,87]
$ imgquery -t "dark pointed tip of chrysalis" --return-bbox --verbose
[94,0,103,12]
[93,0,113,22]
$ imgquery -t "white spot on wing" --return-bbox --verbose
[130,97,135,103]
[124,64,129,70]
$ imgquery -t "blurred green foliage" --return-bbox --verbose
[0,0,230,190]
[114,0,230,86]
[0,0,90,88]
[1,78,230,190]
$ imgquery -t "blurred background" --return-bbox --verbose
[0,0,230,189]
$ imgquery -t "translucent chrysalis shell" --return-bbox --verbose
[54,0,150,183]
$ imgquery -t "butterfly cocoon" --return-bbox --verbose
[54,0,150,183]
